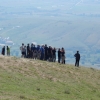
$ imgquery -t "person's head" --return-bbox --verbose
[27,44,29,46]
[62,47,64,50]
[31,43,33,46]
[77,51,79,53]
[61,47,65,52]
[45,44,47,47]
[22,43,24,46]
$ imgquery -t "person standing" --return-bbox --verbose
[58,48,61,63]
[24,46,27,58]
[74,51,80,67]
[33,46,37,60]
[52,47,56,62]
[40,45,45,60]
[61,47,65,64]
[37,45,41,59]
[31,43,34,58]
[48,46,52,61]
[44,44,48,61]
[20,43,25,58]
[27,44,30,58]
[32,44,37,59]
[2,46,5,55]
[7,46,10,56]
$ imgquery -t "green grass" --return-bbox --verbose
[0,55,100,100]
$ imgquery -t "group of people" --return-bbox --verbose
[20,43,81,66]
[20,43,66,64]
[0,43,80,67]
[1,46,10,56]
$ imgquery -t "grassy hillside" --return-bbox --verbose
[0,55,100,100]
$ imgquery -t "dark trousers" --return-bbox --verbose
[40,53,44,60]
[75,59,80,67]
[58,57,61,63]
[64,60,65,64]
[45,54,48,60]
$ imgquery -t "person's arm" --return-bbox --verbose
[74,54,76,57]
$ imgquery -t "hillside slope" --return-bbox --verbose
[0,55,100,100]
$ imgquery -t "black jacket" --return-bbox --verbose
[74,53,80,60]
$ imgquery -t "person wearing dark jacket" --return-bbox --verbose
[2,46,5,55]
[74,51,80,67]
[58,48,61,63]
[52,47,56,62]
[27,44,30,58]
[44,44,48,61]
